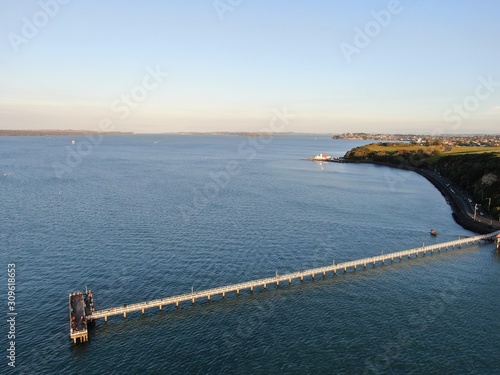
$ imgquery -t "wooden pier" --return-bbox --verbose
[73,230,500,343]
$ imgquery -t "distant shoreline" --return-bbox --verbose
[0,130,332,137]
[0,130,133,136]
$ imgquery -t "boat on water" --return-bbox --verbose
[307,153,332,161]
[430,229,438,236]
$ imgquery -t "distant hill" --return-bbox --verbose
[0,129,133,136]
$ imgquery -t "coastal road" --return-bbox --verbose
[422,170,500,229]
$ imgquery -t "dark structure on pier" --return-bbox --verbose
[69,289,94,344]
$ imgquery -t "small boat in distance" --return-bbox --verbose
[307,153,332,161]
[430,229,438,236]
[71,140,76,145]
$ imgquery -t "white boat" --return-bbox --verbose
[308,153,332,161]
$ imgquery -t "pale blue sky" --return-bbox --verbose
[1,0,499,134]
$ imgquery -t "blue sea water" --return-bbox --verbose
[0,135,499,374]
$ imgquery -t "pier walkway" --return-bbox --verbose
[85,230,500,324]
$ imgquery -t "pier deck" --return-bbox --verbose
[83,230,499,326]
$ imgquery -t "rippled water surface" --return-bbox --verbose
[1,135,499,374]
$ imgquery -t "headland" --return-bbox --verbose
[340,142,500,234]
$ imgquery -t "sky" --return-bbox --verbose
[1,0,499,134]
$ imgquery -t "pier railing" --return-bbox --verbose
[86,230,500,322]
